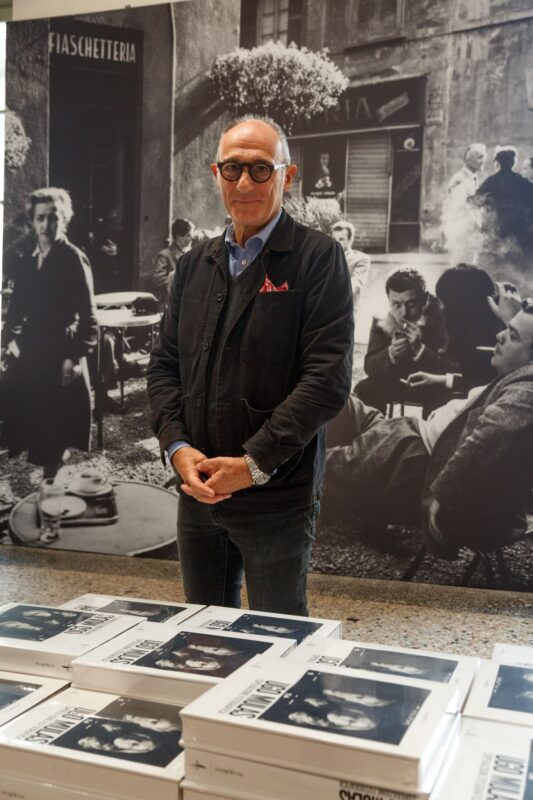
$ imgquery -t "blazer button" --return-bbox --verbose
[216,293,225,303]
[202,341,210,351]
[196,397,204,407]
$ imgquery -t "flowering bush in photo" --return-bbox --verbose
[210,41,348,133]
[5,109,31,172]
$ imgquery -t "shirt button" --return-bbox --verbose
[202,341,210,351]
[216,293,225,302]
[241,259,247,266]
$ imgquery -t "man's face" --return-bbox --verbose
[175,232,192,250]
[465,148,486,173]
[388,288,425,325]
[331,228,351,253]
[32,201,65,247]
[522,160,533,182]
[211,121,296,239]
[492,311,533,375]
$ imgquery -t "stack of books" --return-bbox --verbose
[183,605,342,644]
[180,656,459,800]
[431,717,533,800]
[60,593,205,626]
[285,638,480,712]
[0,602,141,679]
[70,621,295,705]
[0,687,185,799]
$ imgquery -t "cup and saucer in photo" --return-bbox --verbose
[69,470,113,498]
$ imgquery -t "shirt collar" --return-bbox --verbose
[225,209,283,252]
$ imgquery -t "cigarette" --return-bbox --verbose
[476,346,494,351]
[399,378,409,384]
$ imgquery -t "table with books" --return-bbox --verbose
[0,547,531,800]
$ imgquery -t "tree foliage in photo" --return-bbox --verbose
[5,109,31,172]
[210,41,348,134]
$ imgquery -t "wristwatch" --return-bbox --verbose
[244,454,271,485]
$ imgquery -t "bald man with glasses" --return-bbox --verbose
[148,116,353,615]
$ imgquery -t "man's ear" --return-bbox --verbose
[284,164,298,192]
[210,163,218,179]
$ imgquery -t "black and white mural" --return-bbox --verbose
[1,0,532,590]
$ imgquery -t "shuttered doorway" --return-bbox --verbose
[346,131,391,252]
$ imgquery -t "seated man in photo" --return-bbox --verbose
[355,268,450,415]
[326,302,533,557]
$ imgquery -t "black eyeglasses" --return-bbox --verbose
[217,160,286,183]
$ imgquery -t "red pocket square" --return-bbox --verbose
[259,275,289,293]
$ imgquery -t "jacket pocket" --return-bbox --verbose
[242,398,275,441]
[242,290,301,365]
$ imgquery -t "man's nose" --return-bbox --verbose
[235,168,255,190]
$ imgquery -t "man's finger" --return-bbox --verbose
[182,473,216,497]
[181,483,231,504]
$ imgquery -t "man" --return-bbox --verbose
[521,156,533,183]
[472,146,533,293]
[442,143,486,264]
[354,268,449,414]
[152,217,194,308]
[147,116,353,615]
[326,301,533,556]
[331,220,371,310]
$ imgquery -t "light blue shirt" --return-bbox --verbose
[167,210,283,465]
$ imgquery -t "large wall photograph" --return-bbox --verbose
[1,0,532,590]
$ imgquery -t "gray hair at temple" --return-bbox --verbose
[26,187,74,226]
[216,115,291,164]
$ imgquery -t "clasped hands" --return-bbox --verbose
[171,447,253,504]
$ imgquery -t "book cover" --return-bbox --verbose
[464,661,533,728]
[0,687,184,800]
[71,622,294,705]
[180,658,456,792]
[0,671,68,727]
[431,718,533,800]
[0,603,141,679]
[60,594,204,626]
[184,606,341,644]
[287,638,479,712]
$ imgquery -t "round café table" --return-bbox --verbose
[94,292,157,309]
[9,481,178,558]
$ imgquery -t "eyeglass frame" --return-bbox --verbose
[216,160,287,183]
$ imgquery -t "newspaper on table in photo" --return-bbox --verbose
[71,622,294,705]
[0,671,68,727]
[464,661,533,728]
[492,643,533,667]
[60,593,205,626]
[183,713,460,800]
[0,687,184,800]
[0,603,141,679]
[180,658,458,793]
[185,605,341,644]
[286,638,479,713]
[431,717,533,800]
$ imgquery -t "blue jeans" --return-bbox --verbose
[177,496,319,615]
